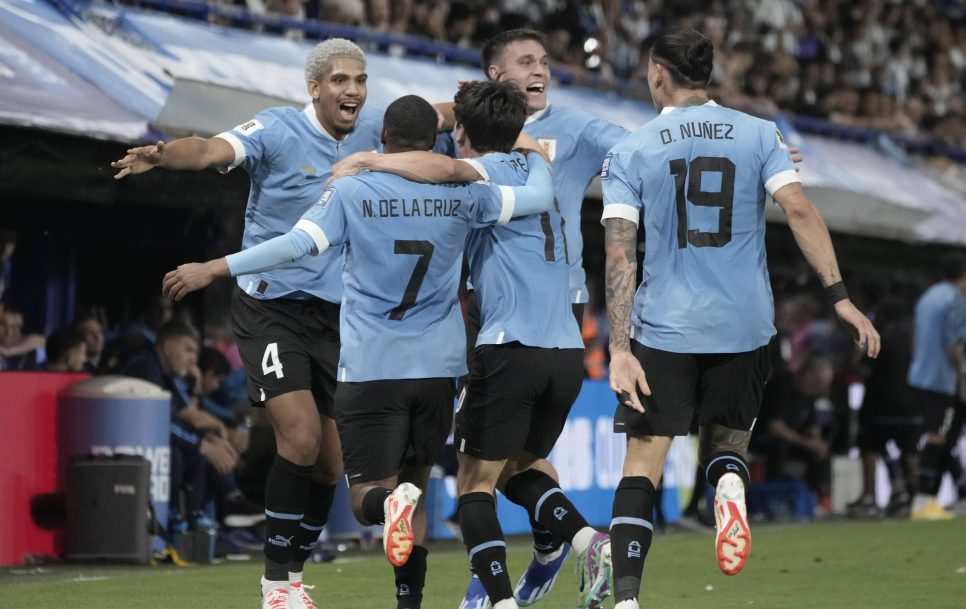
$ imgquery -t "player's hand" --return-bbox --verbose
[327,152,376,188]
[111,141,166,179]
[790,146,804,172]
[609,350,650,413]
[513,131,551,165]
[162,260,220,301]
[834,300,880,358]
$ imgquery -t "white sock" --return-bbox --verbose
[571,527,597,556]
[289,571,303,584]
[492,599,519,609]
[534,544,566,565]
[615,599,640,609]
[261,576,287,594]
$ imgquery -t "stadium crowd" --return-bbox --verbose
[185,0,966,150]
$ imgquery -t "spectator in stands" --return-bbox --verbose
[909,253,966,521]
[760,355,835,501]
[73,310,105,373]
[0,306,44,370]
[0,228,14,302]
[848,300,920,518]
[41,329,87,373]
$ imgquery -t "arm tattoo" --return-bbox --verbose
[604,218,638,352]
[698,424,752,462]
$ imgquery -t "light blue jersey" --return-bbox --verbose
[601,101,800,354]
[524,104,628,303]
[462,152,582,349]
[216,104,382,302]
[908,281,966,395]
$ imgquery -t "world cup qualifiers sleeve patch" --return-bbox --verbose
[775,129,788,150]
[233,119,264,137]
[601,153,614,179]
[317,187,336,208]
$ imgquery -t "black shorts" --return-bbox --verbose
[455,343,584,461]
[911,387,956,435]
[858,418,922,453]
[336,378,455,485]
[231,287,340,417]
[615,342,770,437]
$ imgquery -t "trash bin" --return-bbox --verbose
[58,376,171,549]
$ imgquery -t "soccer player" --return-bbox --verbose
[908,253,966,521]
[112,38,381,609]
[331,81,613,609]
[600,29,879,609]
[162,94,555,609]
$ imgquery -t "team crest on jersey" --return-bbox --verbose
[601,153,613,179]
[775,129,788,150]
[537,138,557,161]
[318,188,335,208]
[234,119,264,136]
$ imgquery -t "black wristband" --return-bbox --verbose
[826,281,849,304]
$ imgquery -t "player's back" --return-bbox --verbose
[221,105,382,302]
[605,101,798,353]
[465,152,581,349]
[325,172,499,381]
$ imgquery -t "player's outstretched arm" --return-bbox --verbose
[162,230,318,301]
[330,150,480,185]
[772,182,880,357]
[604,217,649,411]
[111,137,236,179]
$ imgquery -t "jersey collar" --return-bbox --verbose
[660,99,718,115]
[303,104,338,141]
[524,104,550,125]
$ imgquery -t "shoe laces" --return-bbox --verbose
[292,583,318,609]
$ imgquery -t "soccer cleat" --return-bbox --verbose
[714,472,751,576]
[575,532,612,609]
[459,574,490,609]
[289,581,318,609]
[260,579,289,609]
[910,498,954,521]
[846,495,881,519]
[384,482,421,566]
[514,545,571,606]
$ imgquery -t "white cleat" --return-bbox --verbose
[384,482,422,567]
[713,472,751,575]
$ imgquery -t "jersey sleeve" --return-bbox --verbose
[946,296,966,344]
[466,182,516,227]
[213,111,276,173]
[577,115,629,178]
[760,122,800,196]
[296,184,349,251]
[600,148,641,226]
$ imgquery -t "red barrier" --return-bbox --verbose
[0,372,89,566]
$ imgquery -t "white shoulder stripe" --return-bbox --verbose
[214,131,246,173]
[600,203,640,226]
[764,169,801,196]
[496,186,515,225]
[294,219,330,254]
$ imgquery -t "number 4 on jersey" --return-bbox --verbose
[262,342,284,379]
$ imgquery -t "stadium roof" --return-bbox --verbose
[1,0,964,246]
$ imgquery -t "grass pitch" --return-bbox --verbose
[2,519,963,609]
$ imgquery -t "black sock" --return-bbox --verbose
[394,545,428,609]
[705,451,751,488]
[919,443,945,495]
[503,469,588,549]
[361,487,392,525]
[610,476,656,603]
[459,492,513,603]
[289,480,336,572]
[528,517,561,554]
[263,455,312,578]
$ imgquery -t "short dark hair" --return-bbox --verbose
[480,28,548,77]
[155,320,199,345]
[940,252,966,281]
[454,81,527,153]
[382,95,438,151]
[199,346,231,377]
[46,329,85,364]
[651,27,714,89]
